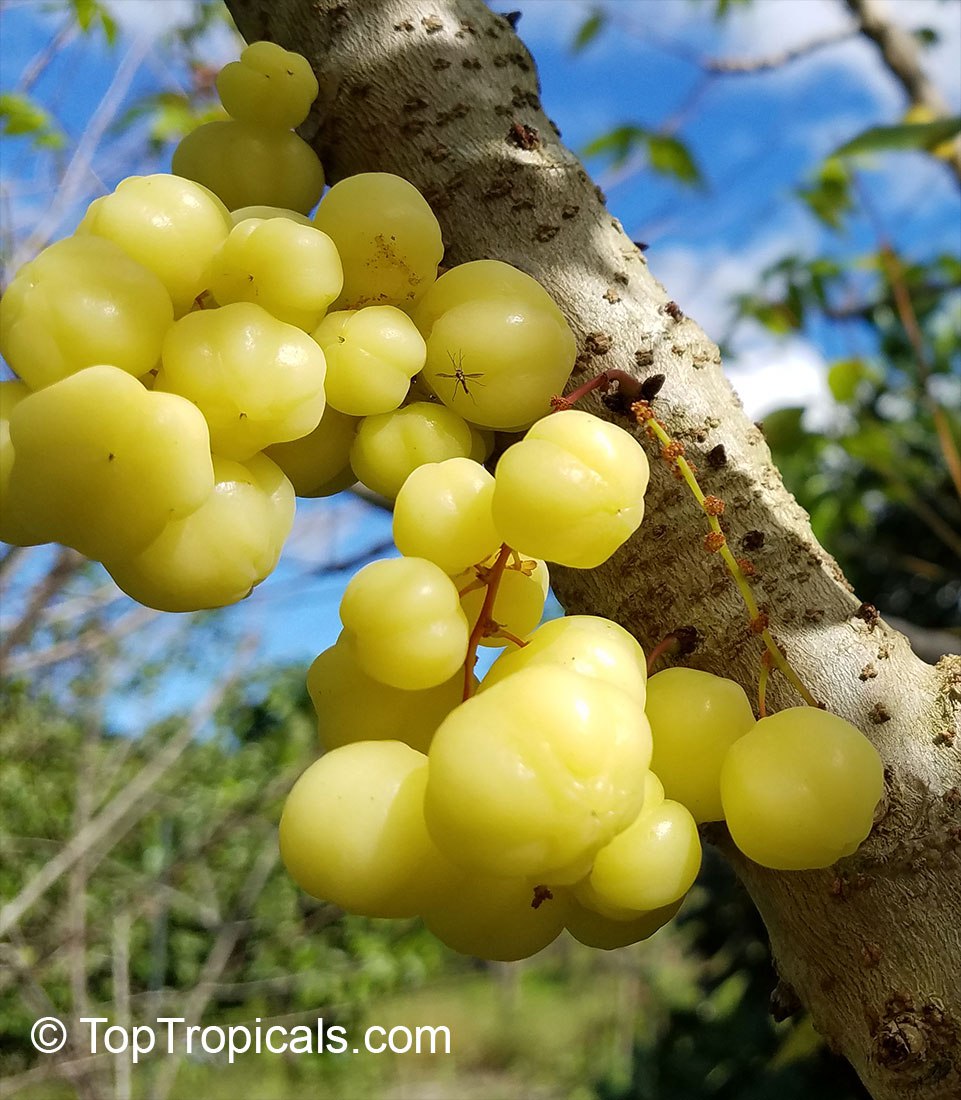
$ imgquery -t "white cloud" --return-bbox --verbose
[724,329,832,423]
[648,211,818,342]
[648,218,834,422]
[103,0,196,37]
[102,1,240,64]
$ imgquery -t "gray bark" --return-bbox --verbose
[223,2,961,1096]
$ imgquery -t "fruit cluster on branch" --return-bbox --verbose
[0,39,885,965]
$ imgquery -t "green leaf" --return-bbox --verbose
[797,156,852,229]
[762,407,807,452]
[68,0,117,44]
[100,8,118,46]
[71,0,96,32]
[583,125,649,168]
[647,134,703,186]
[833,117,961,157]
[913,27,939,47]
[0,93,65,149]
[715,0,751,17]
[828,358,866,403]
[583,127,703,185]
[572,9,604,53]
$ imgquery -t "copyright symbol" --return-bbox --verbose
[31,1017,67,1054]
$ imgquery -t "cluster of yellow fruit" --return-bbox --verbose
[285,608,884,960]
[0,41,577,611]
[0,39,887,961]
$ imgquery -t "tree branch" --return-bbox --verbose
[845,0,961,185]
[221,3,961,1095]
[705,27,858,75]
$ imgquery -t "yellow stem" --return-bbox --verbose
[644,417,819,708]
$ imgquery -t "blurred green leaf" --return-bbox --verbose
[69,0,118,44]
[583,124,649,167]
[828,358,866,403]
[833,117,961,157]
[797,157,852,229]
[112,91,224,149]
[912,27,940,47]
[762,407,806,451]
[842,424,897,471]
[572,8,605,53]
[584,126,702,185]
[648,133,703,185]
[715,0,752,16]
[0,92,66,149]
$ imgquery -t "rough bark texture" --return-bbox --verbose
[224,2,960,1096]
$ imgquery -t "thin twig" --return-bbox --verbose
[0,638,256,937]
[634,401,819,707]
[462,542,512,700]
[704,28,857,75]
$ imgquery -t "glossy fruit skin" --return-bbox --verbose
[157,302,327,460]
[350,401,473,499]
[480,614,647,704]
[216,40,319,129]
[424,665,653,881]
[412,258,570,335]
[264,404,358,498]
[563,897,681,951]
[455,554,549,647]
[0,236,173,389]
[314,306,426,416]
[491,409,650,568]
[104,453,294,612]
[392,458,501,575]
[312,173,444,310]
[306,638,466,754]
[646,667,756,823]
[339,556,470,690]
[720,707,885,870]
[229,205,312,226]
[206,217,343,330]
[0,381,39,546]
[172,120,325,214]
[279,741,454,918]
[420,297,576,430]
[588,797,702,912]
[421,875,567,962]
[6,366,213,561]
[76,174,233,316]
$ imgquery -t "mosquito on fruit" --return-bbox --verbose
[436,351,485,402]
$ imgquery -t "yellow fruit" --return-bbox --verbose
[312,173,443,310]
[279,741,455,918]
[104,453,294,611]
[720,707,884,870]
[339,556,470,690]
[492,410,650,567]
[216,40,318,129]
[646,668,756,823]
[172,120,324,214]
[5,366,213,560]
[425,666,652,880]
[264,404,358,497]
[76,174,232,316]
[307,638,466,754]
[0,236,173,389]
[157,302,327,460]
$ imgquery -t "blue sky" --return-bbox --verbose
[1,0,959,725]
